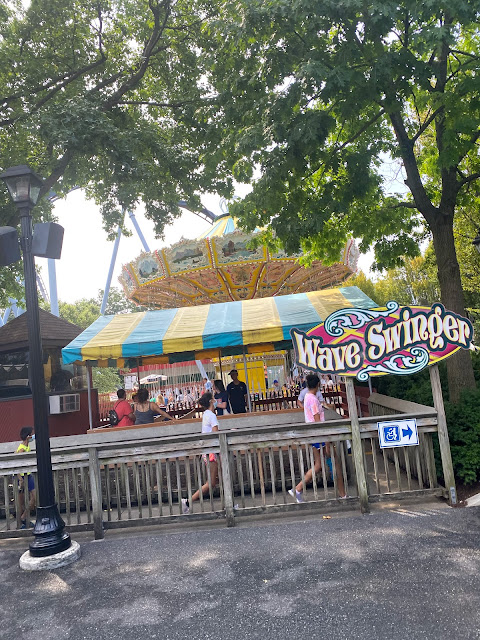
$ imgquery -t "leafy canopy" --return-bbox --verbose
[208,1,480,267]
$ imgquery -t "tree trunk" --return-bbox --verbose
[430,214,476,402]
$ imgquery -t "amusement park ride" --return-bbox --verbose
[1,194,359,323]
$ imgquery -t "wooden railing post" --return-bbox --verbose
[219,433,235,527]
[345,378,369,513]
[429,364,457,505]
[88,447,104,539]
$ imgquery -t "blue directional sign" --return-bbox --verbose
[378,418,419,448]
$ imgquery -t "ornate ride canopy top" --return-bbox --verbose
[119,215,359,309]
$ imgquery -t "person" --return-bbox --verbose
[227,370,248,414]
[289,373,347,502]
[50,368,73,392]
[182,393,219,514]
[213,379,229,415]
[134,388,175,425]
[326,375,335,389]
[16,426,36,529]
[113,389,136,427]
[184,388,195,405]
[177,389,184,403]
[204,377,213,392]
[273,379,280,393]
[297,383,324,410]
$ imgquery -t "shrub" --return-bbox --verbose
[374,355,480,484]
[443,390,480,485]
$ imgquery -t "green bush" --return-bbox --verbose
[374,355,480,484]
[443,390,480,485]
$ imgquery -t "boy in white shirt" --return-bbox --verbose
[182,392,219,514]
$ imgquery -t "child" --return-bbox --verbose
[182,392,219,514]
[17,426,36,529]
[289,373,347,502]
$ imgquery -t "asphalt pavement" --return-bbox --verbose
[1,503,480,640]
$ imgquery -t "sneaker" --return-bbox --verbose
[181,498,190,514]
[339,494,350,500]
[288,489,305,504]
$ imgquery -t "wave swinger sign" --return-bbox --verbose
[291,302,474,381]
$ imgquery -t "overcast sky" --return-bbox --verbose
[36,189,373,305]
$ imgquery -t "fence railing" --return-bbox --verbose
[96,383,369,427]
[0,408,443,538]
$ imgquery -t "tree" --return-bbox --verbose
[94,287,148,315]
[58,299,100,329]
[210,1,480,400]
[347,253,440,308]
[92,367,121,394]
[0,0,231,300]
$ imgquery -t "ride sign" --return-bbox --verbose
[291,301,474,380]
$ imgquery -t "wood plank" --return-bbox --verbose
[219,434,235,527]
[345,378,369,512]
[429,364,456,504]
[88,447,104,540]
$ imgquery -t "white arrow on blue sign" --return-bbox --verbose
[377,418,419,449]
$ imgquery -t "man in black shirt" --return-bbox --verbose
[226,370,248,414]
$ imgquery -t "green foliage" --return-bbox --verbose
[94,288,148,315]
[210,0,480,401]
[443,390,480,485]
[376,356,480,484]
[58,287,143,328]
[210,0,480,264]
[0,0,233,299]
[347,253,440,307]
[92,367,121,394]
[58,299,100,329]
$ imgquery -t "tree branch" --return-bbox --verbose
[103,0,172,110]
[39,150,74,198]
[388,109,437,222]
[411,106,443,143]
[459,172,480,188]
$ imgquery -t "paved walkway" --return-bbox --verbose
[1,502,480,640]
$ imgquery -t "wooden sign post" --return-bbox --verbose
[345,378,369,513]
[429,364,457,505]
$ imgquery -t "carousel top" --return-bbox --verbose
[119,214,359,309]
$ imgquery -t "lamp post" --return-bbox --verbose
[0,165,70,557]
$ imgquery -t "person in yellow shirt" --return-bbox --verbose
[17,426,36,529]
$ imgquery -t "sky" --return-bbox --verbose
[36,189,373,305]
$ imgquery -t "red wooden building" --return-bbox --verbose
[0,310,98,442]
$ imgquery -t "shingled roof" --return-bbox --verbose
[0,309,82,355]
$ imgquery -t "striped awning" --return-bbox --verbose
[62,286,376,367]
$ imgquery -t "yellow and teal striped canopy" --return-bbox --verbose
[62,286,376,367]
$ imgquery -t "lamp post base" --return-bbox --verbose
[20,540,80,571]
[29,504,71,557]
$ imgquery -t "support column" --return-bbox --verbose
[86,363,93,431]
[219,433,235,527]
[429,364,457,505]
[242,346,252,412]
[345,378,369,513]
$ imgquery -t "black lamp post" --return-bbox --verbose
[0,165,70,557]
[472,230,480,254]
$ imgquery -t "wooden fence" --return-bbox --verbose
[96,383,370,427]
[0,407,443,539]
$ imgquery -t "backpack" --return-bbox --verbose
[108,403,120,426]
